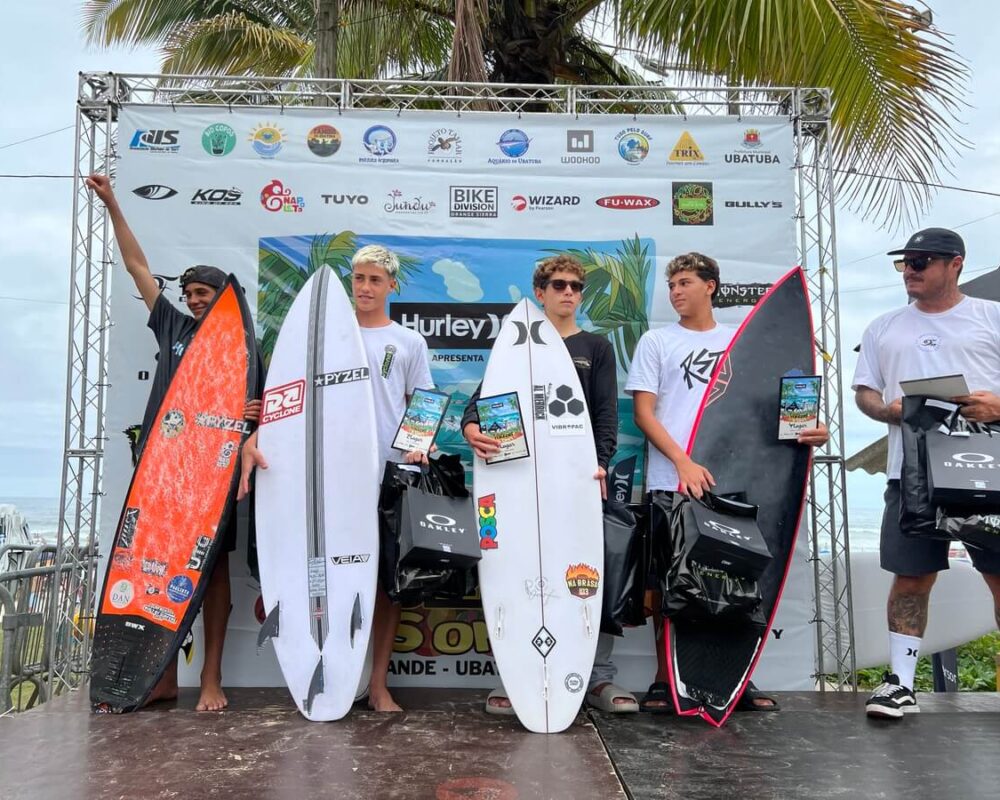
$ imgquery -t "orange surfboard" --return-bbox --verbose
[91,277,256,712]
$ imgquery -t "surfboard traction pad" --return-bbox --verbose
[90,278,257,713]
[667,267,814,725]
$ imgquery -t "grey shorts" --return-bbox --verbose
[880,481,1000,576]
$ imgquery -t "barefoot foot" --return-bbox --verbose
[368,686,403,712]
[196,678,228,712]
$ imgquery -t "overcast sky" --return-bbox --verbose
[2,1,997,516]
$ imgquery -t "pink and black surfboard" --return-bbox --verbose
[664,266,815,727]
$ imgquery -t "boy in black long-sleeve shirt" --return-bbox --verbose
[463,255,638,716]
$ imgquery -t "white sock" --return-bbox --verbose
[889,632,922,689]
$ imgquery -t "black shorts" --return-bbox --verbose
[880,480,1000,576]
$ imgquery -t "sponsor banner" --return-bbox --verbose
[109,106,807,689]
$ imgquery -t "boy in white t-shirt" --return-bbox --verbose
[852,227,1000,720]
[626,252,828,712]
[240,245,433,712]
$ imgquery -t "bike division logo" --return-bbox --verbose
[672,182,714,225]
[249,123,284,158]
[565,564,600,598]
[307,124,341,157]
[449,186,498,218]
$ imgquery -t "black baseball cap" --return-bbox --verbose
[887,227,965,257]
[180,265,228,289]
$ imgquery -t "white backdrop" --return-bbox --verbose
[103,105,815,690]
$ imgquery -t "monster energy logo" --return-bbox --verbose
[381,344,397,378]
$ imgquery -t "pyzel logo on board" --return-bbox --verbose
[307,124,341,157]
[129,129,180,153]
[160,409,185,438]
[391,303,514,348]
[511,194,580,212]
[360,125,399,162]
[668,131,706,164]
[261,379,305,425]
[596,195,659,210]
[260,179,305,213]
[384,189,436,214]
[680,347,726,390]
[249,123,284,158]
[489,129,539,165]
[565,564,600,598]
[477,494,498,550]
[132,185,177,200]
[314,367,370,387]
[449,186,498,218]
[190,188,242,206]
[195,413,250,434]
[202,123,236,156]
[563,129,600,164]
[672,182,714,225]
[917,333,941,351]
[322,193,368,205]
[428,128,463,162]
[615,127,651,164]
[118,506,140,549]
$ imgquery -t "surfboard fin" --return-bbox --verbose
[349,593,363,648]
[583,605,594,639]
[304,657,324,714]
[494,605,504,640]
[256,603,280,649]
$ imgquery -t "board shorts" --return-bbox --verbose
[880,480,1000,576]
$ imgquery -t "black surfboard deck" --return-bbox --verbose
[664,267,815,727]
[90,277,257,713]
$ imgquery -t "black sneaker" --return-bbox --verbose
[865,672,918,719]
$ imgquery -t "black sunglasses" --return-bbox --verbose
[893,254,950,273]
[546,278,584,293]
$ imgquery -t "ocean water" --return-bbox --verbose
[2,495,884,551]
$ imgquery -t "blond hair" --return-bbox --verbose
[351,244,400,277]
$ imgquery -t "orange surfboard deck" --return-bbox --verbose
[91,278,256,712]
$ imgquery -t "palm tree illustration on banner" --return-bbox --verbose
[548,235,652,370]
[257,231,420,364]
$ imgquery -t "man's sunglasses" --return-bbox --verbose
[545,279,585,293]
[893,254,950,273]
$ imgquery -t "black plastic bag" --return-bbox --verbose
[900,396,954,540]
[377,454,477,604]
[600,500,649,636]
[662,492,768,625]
[935,507,1000,553]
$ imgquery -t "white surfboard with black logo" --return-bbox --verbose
[255,267,379,721]
[474,298,604,733]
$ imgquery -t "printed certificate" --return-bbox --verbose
[391,388,450,455]
[477,392,530,463]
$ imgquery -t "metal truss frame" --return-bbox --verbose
[53,73,852,704]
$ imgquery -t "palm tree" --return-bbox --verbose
[82,1,966,224]
[257,231,420,363]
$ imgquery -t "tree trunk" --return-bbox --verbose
[314,0,339,80]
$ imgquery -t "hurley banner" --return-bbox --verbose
[102,105,814,690]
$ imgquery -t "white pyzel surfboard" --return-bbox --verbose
[255,267,380,721]
[474,299,604,733]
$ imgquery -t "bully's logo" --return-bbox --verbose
[565,564,600,599]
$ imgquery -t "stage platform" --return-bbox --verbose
[2,687,998,799]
